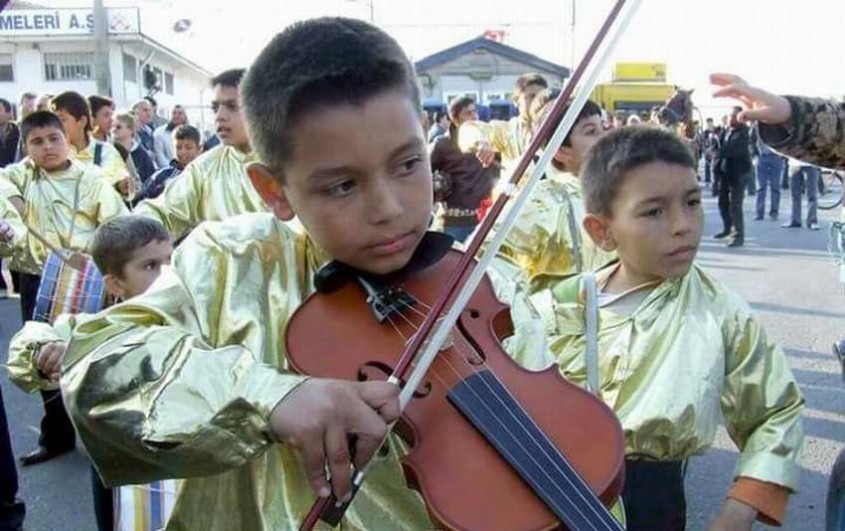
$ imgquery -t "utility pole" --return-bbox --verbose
[570,0,576,69]
[93,0,112,96]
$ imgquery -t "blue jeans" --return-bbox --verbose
[790,166,819,225]
[756,156,784,217]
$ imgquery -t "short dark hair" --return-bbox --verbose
[242,18,419,175]
[50,91,92,134]
[582,126,696,216]
[21,110,65,143]
[514,73,548,95]
[91,216,169,277]
[88,95,115,117]
[144,95,158,108]
[173,124,201,144]
[448,96,475,121]
[0,98,11,114]
[211,68,246,89]
[534,94,602,148]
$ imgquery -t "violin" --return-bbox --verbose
[287,234,626,530]
[287,1,641,528]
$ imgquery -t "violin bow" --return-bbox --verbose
[300,0,641,527]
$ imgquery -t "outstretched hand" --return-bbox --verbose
[269,378,400,502]
[710,73,792,125]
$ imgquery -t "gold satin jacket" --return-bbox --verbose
[546,265,804,491]
[133,145,269,241]
[6,315,77,393]
[62,213,558,530]
[494,166,616,293]
[458,118,530,169]
[0,159,129,274]
[71,137,132,196]
[0,193,26,250]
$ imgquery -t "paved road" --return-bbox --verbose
[2,192,844,530]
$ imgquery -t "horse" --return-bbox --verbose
[654,86,696,140]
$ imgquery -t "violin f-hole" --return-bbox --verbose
[358,361,432,398]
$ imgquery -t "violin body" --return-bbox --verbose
[286,250,625,530]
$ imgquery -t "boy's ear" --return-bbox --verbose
[103,274,126,300]
[582,213,616,251]
[247,163,295,221]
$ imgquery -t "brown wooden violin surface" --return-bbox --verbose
[286,250,625,530]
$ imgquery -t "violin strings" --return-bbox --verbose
[389,297,615,529]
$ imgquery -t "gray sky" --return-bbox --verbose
[41,0,845,117]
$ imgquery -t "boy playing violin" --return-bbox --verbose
[547,126,803,530]
[60,18,570,530]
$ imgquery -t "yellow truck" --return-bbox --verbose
[590,62,676,118]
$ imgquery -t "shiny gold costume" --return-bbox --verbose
[494,165,616,293]
[134,145,269,241]
[6,316,76,393]
[71,137,131,196]
[0,159,129,274]
[458,118,529,170]
[0,194,27,264]
[62,214,535,530]
[547,264,804,492]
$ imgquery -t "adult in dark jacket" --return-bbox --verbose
[429,97,498,243]
[714,106,753,247]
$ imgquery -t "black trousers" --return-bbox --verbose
[623,458,686,530]
[0,386,18,505]
[0,386,26,531]
[90,466,114,531]
[718,173,747,241]
[17,272,76,452]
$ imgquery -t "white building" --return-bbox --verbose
[415,36,570,110]
[0,4,213,130]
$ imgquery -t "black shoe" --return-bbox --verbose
[0,499,25,531]
[754,215,764,221]
[769,212,779,220]
[781,221,801,228]
[713,230,731,239]
[19,445,74,467]
[727,238,744,247]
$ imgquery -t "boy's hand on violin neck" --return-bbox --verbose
[706,499,757,531]
[269,379,400,502]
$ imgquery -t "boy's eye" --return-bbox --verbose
[643,207,663,217]
[397,155,423,176]
[325,179,356,198]
[688,198,702,207]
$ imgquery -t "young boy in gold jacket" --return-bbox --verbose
[547,126,803,530]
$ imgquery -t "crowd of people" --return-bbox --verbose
[0,16,841,531]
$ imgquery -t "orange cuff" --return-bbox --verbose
[727,477,790,526]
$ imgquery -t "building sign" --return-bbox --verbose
[0,8,140,36]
